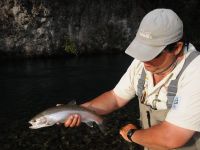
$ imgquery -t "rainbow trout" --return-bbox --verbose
[29,103,104,132]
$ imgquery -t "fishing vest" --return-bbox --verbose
[137,51,200,150]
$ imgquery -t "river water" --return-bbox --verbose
[0,54,141,150]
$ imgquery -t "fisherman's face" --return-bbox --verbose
[143,50,174,74]
[143,42,183,74]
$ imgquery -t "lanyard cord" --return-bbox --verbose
[142,73,173,109]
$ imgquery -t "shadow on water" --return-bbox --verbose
[0,54,142,150]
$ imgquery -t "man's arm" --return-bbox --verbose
[64,90,130,127]
[120,121,195,150]
[81,90,129,115]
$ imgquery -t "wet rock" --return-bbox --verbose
[0,0,142,57]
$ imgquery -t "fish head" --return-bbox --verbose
[29,115,52,129]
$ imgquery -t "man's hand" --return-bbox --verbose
[64,114,81,127]
[120,123,137,142]
[56,104,81,127]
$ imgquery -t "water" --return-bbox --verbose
[0,54,141,150]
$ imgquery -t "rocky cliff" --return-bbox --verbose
[0,0,200,57]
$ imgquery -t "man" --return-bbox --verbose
[64,9,200,149]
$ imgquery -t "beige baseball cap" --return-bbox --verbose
[125,9,183,61]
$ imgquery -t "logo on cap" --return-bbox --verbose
[139,30,153,39]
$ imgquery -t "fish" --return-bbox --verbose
[28,102,104,132]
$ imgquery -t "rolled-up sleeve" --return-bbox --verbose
[166,63,200,132]
[113,60,137,101]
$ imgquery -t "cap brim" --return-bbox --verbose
[125,39,166,61]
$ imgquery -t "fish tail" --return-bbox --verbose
[98,122,107,134]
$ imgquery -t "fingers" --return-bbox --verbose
[120,124,136,132]
[76,115,81,126]
[64,114,81,128]
[119,124,137,142]
[69,115,78,127]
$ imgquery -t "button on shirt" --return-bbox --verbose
[113,43,200,132]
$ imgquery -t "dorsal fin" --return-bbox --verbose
[67,100,77,105]
[56,104,63,106]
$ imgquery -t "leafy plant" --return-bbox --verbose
[64,37,78,55]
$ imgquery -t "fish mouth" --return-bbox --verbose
[28,121,37,129]
[28,120,53,129]
[29,123,47,129]
[29,126,38,129]
[28,120,42,129]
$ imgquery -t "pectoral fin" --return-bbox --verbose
[85,121,94,128]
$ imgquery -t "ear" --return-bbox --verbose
[174,42,184,56]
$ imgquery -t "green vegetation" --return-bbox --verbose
[64,37,78,55]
